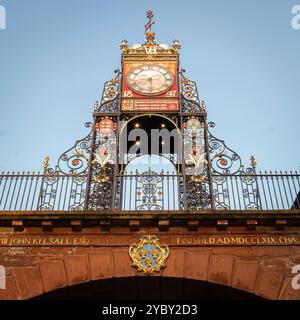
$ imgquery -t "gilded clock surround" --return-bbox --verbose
[125,64,174,96]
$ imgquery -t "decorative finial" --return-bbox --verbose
[43,155,49,169]
[201,100,207,112]
[120,39,128,52]
[94,100,99,111]
[145,10,156,44]
[250,155,257,170]
[172,39,182,51]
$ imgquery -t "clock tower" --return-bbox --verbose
[121,14,180,112]
[1,9,300,302]
[88,10,211,211]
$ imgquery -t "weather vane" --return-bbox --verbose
[145,10,155,32]
[145,9,156,43]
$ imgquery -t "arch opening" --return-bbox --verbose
[120,114,180,167]
[119,115,181,210]
[33,277,264,300]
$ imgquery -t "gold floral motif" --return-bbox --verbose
[93,175,110,183]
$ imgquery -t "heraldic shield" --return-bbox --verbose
[129,235,169,275]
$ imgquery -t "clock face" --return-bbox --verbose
[126,64,174,96]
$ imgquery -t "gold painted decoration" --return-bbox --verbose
[129,235,169,275]
[43,155,49,169]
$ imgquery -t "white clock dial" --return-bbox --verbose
[126,64,174,96]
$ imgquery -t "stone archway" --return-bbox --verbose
[1,246,299,300]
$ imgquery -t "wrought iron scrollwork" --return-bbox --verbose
[207,122,243,175]
[183,116,211,210]
[164,114,179,127]
[179,69,205,113]
[52,122,93,175]
[136,170,163,210]
[180,70,199,103]
[186,174,211,210]
[39,122,92,211]
[96,69,121,113]
[208,122,261,210]
[178,174,185,209]
[88,163,114,210]
[87,117,117,210]
[181,98,203,113]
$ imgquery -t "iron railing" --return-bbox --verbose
[0,172,87,211]
[117,171,180,211]
[0,170,299,212]
[212,171,300,211]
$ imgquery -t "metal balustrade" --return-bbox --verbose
[117,171,180,211]
[0,170,299,212]
[212,171,300,211]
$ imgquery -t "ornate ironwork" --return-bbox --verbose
[207,122,261,210]
[96,70,121,113]
[186,175,211,210]
[46,122,93,176]
[136,169,164,210]
[207,122,244,175]
[1,40,299,214]
[179,69,205,113]
[38,122,93,211]
[123,153,178,166]
[164,114,179,127]
[183,116,211,210]
[116,170,180,210]
[178,174,185,209]
[88,163,114,210]
[87,117,118,210]
[1,169,300,211]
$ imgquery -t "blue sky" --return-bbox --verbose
[0,0,299,172]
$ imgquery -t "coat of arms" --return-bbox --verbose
[129,235,169,275]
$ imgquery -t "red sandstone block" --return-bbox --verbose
[113,249,136,278]
[39,259,67,293]
[231,259,259,292]
[254,267,284,300]
[162,249,185,278]
[211,247,252,257]
[184,251,210,281]
[0,276,20,300]
[208,254,234,286]
[158,220,170,231]
[12,267,43,299]
[279,277,300,300]
[64,255,89,285]
[88,252,113,280]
